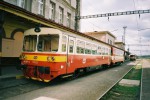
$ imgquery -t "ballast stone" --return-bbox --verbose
[119,79,140,87]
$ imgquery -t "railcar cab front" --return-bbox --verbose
[19,28,66,82]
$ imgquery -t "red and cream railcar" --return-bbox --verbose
[19,27,123,82]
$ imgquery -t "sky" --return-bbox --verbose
[80,0,150,55]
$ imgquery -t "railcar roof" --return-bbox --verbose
[25,27,125,51]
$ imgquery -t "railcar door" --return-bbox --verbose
[67,36,76,74]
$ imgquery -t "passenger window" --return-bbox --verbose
[97,46,101,55]
[92,44,97,55]
[76,40,85,54]
[108,49,110,55]
[104,48,106,55]
[85,43,92,54]
[102,47,105,55]
[62,36,67,52]
[69,40,74,53]
[106,48,108,55]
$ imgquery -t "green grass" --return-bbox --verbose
[100,63,142,100]
[124,65,142,80]
[101,85,140,100]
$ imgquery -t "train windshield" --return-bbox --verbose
[23,35,37,52]
[38,34,59,52]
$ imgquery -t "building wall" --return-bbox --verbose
[85,33,105,42]
[0,10,39,65]
[106,34,115,45]
[2,14,34,58]
[2,32,23,57]
[4,0,79,30]
[85,32,115,45]
[94,33,106,42]
[115,43,125,50]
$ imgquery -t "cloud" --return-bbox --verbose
[81,0,150,55]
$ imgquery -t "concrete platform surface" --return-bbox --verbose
[0,78,28,89]
[0,66,24,89]
[119,79,140,87]
[141,59,150,100]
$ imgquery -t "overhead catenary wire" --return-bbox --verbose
[81,0,118,32]
[81,0,103,32]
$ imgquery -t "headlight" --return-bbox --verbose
[20,54,26,60]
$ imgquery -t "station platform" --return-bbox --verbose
[0,66,24,89]
[0,66,23,79]
[140,59,150,100]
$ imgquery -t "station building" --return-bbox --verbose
[0,0,81,69]
[84,31,116,45]
[3,0,79,29]
[115,42,125,50]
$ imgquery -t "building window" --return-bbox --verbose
[49,1,55,20]
[59,7,64,24]
[67,13,71,27]
[38,0,44,15]
[17,0,25,8]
